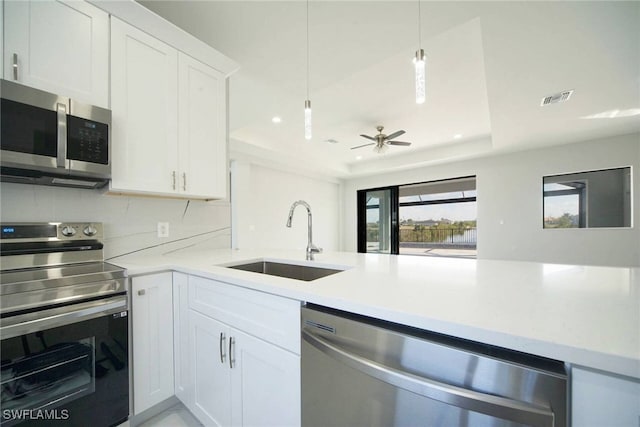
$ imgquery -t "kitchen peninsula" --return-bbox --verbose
[112,247,640,426]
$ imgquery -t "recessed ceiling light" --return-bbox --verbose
[272,116,282,124]
[453,134,462,139]
[355,155,363,160]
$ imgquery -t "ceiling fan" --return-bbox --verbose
[351,125,412,153]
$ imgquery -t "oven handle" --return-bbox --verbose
[302,329,556,427]
[1,295,127,339]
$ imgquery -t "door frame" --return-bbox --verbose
[357,186,399,254]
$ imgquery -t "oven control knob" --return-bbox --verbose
[61,225,76,237]
[83,225,98,237]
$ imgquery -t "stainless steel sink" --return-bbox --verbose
[227,261,343,282]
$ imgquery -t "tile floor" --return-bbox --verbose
[138,403,202,427]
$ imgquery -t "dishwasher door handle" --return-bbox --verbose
[302,329,555,427]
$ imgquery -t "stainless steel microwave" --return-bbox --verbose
[1,79,111,189]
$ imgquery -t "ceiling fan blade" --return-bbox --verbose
[360,134,376,141]
[351,142,376,150]
[387,141,412,146]
[385,130,405,140]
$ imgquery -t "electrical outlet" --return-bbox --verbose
[157,222,169,238]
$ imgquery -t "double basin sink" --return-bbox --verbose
[226,260,344,282]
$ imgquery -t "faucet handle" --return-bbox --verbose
[310,245,322,254]
[306,244,322,260]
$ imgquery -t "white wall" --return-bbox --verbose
[0,183,231,259]
[231,160,341,252]
[342,133,640,267]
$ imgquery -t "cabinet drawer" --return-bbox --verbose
[189,276,301,354]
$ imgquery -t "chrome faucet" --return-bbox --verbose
[286,200,322,261]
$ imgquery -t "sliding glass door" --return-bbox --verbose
[357,187,398,254]
[357,176,477,258]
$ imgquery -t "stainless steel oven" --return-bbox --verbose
[302,304,568,427]
[0,80,111,189]
[0,223,129,427]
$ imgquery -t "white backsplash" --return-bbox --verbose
[0,183,231,259]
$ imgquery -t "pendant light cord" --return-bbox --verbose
[417,0,422,49]
[306,0,310,100]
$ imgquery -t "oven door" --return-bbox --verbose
[1,296,129,427]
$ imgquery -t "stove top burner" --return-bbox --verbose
[0,222,127,317]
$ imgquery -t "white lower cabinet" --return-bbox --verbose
[571,366,640,427]
[173,272,191,406]
[187,276,301,427]
[190,311,233,426]
[230,328,300,427]
[131,273,175,414]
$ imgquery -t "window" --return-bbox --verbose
[357,177,477,258]
[543,167,632,228]
[542,182,585,228]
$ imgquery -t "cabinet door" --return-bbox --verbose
[131,273,175,414]
[110,17,179,195]
[572,366,640,427]
[231,329,301,427]
[178,53,227,199]
[173,272,191,407]
[4,0,109,108]
[190,310,232,427]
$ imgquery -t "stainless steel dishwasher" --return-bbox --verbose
[301,305,568,427]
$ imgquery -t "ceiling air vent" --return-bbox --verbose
[541,90,574,106]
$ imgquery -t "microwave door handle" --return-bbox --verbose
[56,103,67,168]
[12,53,19,80]
[302,330,555,427]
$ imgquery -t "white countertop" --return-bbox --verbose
[110,248,640,379]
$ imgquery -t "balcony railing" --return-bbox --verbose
[398,227,477,247]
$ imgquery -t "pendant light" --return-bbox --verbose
[414,0,426,104]
[304,0,312,140]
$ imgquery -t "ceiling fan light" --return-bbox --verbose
[374,143,388,154]
[414,49,426,104]
[304,99,312,140]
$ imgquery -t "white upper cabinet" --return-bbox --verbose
[109,16,230,200]
[178,53,227,199]
[110,17,179,195]
[3,0,109,108]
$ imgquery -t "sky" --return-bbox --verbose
[367,202,477,223]
[544,195,578,218]
[400,203,477,222]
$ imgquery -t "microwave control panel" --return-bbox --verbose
[67,116,109,165]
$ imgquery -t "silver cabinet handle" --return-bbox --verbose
[12,53,18,80]
[229,336,235,369]
[302,330,555,427]
[137,289,145,296]
[219,332,226,364]
[172,171,177,190]
[182,172,187,191]
[56,103,67,169]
